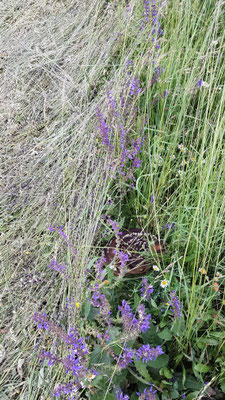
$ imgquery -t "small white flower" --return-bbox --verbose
[160,280,168,288]
[201,81,210,88]
[87,374,95,381]
[153,265,160,271]
[170,154,176,160]
[178,144,184,151]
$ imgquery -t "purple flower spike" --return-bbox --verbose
[136,344,164,364]
[140,278,154,300]
[116,389,130,400]
[118,345,134,369]
[169,290,182,320]
[137,386,157,400]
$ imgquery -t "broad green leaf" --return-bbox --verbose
[220,378,225,393]
[198,337,219,346]
[169,389,180,398]
[134,358,152,381]
[147,354,169,369]
[185,375,203,390]
[141,324,162,345]
[130,393,139,400]
[171,317,185,336]
[161,380,172,386]
[186,392,199,400]
[89,346,111,366]
[84,300,91,319]
[151,298,158,308]
[158,328,172,341]
[160,367,173,379]
[194,363,210,373]
[134,292,140,308]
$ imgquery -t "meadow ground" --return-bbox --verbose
[0,0,225,399]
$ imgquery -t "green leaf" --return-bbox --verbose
[176,374,203,391]
[169,389,180,398]
[198,337,219,346]
[160,367,173,379]
[185,375,203,390]
[84,300,91,319]
[194,363,210,373]
[105,394,114,400]
[151,298,158,308]
[158,328,172,341]
[134,292,140,309]
[134,358,152,381]
[130,393,139,400]
[141,324,162,345]
[186,392,200,400]
[220,378,225,393]
[147,354,169,369]
[89,346,111,366]
[108,326,121,342]
[171,317,185,336]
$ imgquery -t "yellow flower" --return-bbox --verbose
[199,268,207,275]
[165,302,170,306]
[160,280,168,288]
[183,160,188,165]
[26,251,30,255]
[216,272,222,278]
[103,280,109,285]
[68,157,72,161]
[190,157,195,161]
[153,265,160,271]
[75,302,80,308]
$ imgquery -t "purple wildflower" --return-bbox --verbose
[137,304,151,333]
[116,388,130,400]
[136,344,164,364]
[106,89,119,118]
[119,251,129,267]
[140,278,154,300]
[132,157,142,168]
[118,345,134,369]
[169,291,182,320]
[137,386,157,400]
[95,255,107,281]
[32,313,89,357]
[106,218,122,236]
[198,79,202,87]
[48,259,69,277]
[118,300,138,332]
[90,290,111,325]
[48,225,68,241]
[39,350,59,366]
[53,381,79,398]
[96,107,112,148]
